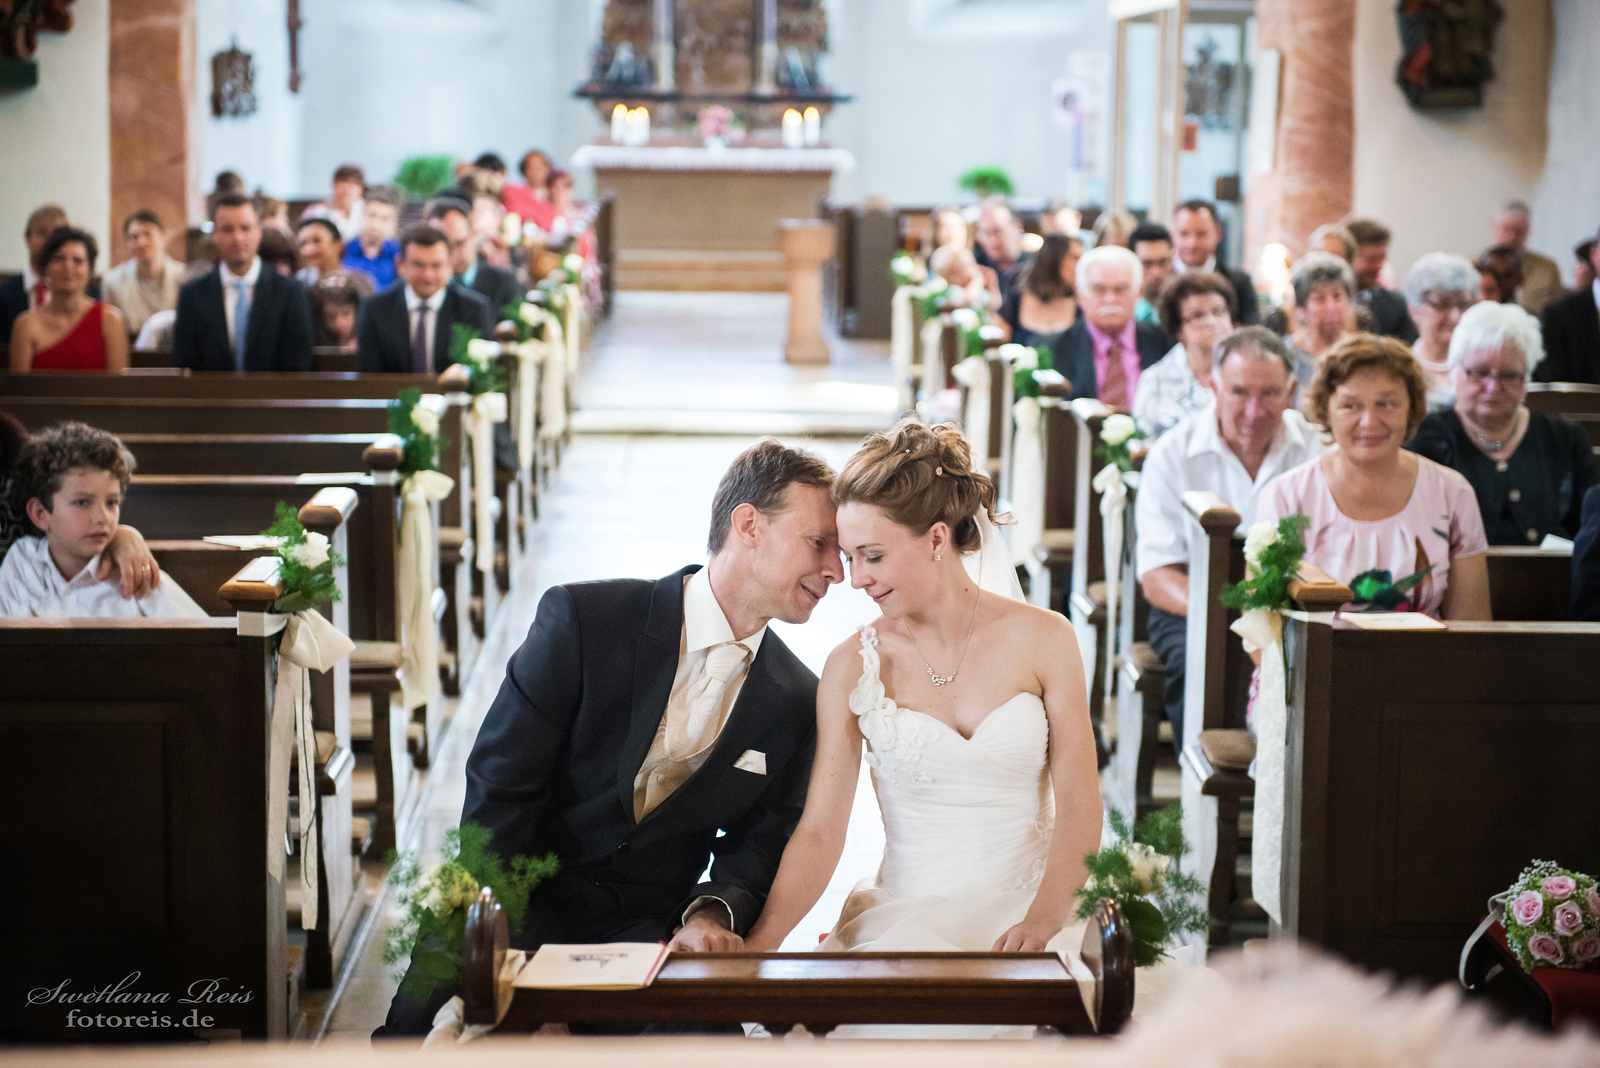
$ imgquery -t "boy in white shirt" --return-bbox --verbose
[0,422,205,618]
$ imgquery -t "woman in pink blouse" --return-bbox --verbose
[1256,334,1491,619]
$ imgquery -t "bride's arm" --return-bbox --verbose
[993,610,1103,952]
[743,641,864,952]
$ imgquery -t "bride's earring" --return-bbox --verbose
[934,553,942,561]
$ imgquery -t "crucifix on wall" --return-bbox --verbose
[287,0,302,92]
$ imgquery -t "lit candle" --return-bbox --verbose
[803,106,821,146]
[611,103,628,143]
[782,109,803,150]
[632,107,651,146]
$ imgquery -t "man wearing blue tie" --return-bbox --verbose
[173,194,314,372]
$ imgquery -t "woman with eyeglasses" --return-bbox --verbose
[1130,271,1236,438]
[1407,301,1598,545]
[1402,253,1481,411]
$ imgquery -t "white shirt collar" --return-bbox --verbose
[684,565,766,657]
[1175,255,1217,275]
[220,257,262,287]
[21,262,38,290]
[1591,277,1599,310]
[1187,401,1309,468]
[405,286,447,314]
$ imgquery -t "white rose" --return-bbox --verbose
[291,531,330,569]
[1123,841,1170,896]
[1000,343,1038,371]
[1101,413,1138,447]
[950,307,980,330]
[891,256,914,278]
[518,302,542,326]
[410,407,440,438]
[1243,521,1278,566]
[466,338,498,363]
[924,276,949,294]
[562,254,585,275]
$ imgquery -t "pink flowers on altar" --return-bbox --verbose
[1500,861,1600,974]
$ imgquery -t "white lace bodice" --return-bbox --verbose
[849,625,1054,899]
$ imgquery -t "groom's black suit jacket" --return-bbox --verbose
[463,564,818,945]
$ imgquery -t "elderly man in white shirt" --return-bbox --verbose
[1133,326,1325,740]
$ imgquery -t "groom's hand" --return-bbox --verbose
[668,908,744,953]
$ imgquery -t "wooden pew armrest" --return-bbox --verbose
[362,435,404,475]
[1182,491,1241,533]
[1289,562,1353,611]
[298,486,359,532]
[220,556,283,612]
[1183,737,1256,799]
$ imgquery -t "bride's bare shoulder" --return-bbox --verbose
[982,592,1073,640]
[819,622,881,689]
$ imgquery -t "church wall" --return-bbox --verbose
[0,6,112,273]
[195,0,306,202]
[1530,0,1600,286]
[1350,0,1551,279]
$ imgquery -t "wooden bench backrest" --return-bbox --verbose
[1181,492,1253,743]
[1486,546,1573,621]
[1069,401,1112,596]
[1527,383,1600,447]
[0,370,449,400]
[1038,398,1080,532]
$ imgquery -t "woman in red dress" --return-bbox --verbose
[8,226,128,373]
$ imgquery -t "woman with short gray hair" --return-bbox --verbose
[1408,301,1597,545]
[1403,252,1481,409]
[1282,251,1356,390]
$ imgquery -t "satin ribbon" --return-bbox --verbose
[532,311,567,444]
[1009,397,1044,588]
[950,355,991,472]
[561,283,582,377]
[512,341,541,471]
[399,469,455,711]
[1092,464,1140,709]
[266,609,355,931]
[919,316,945,404]
[464,392,508,575]
[1232,606,1286,924]
[890,285,919,413]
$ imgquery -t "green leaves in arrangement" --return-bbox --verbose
[1010,344,1054,400]
[1220,514,1311,613]
[262,502,344,615]
[382,821,560,1000]
[387,387,446,479]
[1074,804,1209,968]
[449,324,508,396]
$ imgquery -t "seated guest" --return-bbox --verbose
[1574,239,1595,292]
[1408,301,1597,545]
[1132,272,1237,439]
[255,194,292,237]
[173,194,314,372]
[1538,229,1600,384]
[1129,222,1176,330]
[1487,199,1564,316]
[294,218,373,297]
[258,227,299,277]
[429,199,519,316]
[1283,251,1354,389]
[1573,486,1600,621]
[342,187,401,289]
[311,275,363,351]
[997,233,1079,347]
[471,152,508,196]
[502,149,556,233]
[203,169,246,221]
[0,203,103,340]
[974,198,1030,298]
[920,205,970,265]
[101,210,185,337]
[301,164,367,242]
[1172,199,1259,324]
[1309,222,1356,262]
[1345,218,1417,343]
[472,192,515,270]
[1051,245,1168,409]
[356,226,495,374]
[928,245,995,310]
[1093,209,1137,249]
[1136,326,1323,742]
[1040,200,1083,237]
[0,422,204,617]
[1256,334,1491,619]
[8,227,128,373]
[1403,252,1480,407]
[1475,246,1522,306]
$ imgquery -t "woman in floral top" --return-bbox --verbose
[1131,271,1237,438]
[1255,334,1490,618]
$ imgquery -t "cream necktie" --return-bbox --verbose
[636,641,750,819]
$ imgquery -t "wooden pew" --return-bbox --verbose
[458,891,1134,1036]
[1106,465,1168,820]
[1018,387,1077,611]
[1527,382,1600,447]
[1067,401,1113,736]
[1273,609,1600,984]
[1487,545,1573,621]
[0,564,293,1040]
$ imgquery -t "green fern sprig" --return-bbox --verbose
[261,502,344,614]
[1073,803,1209,967]
[1220,514,1311,612]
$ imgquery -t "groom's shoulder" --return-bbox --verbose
[756,629,819,694]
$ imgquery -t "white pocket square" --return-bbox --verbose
[733,749,767,775]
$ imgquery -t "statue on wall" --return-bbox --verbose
[211,41,258,118]
[1396,0,1504,108]
[0,0,75,63]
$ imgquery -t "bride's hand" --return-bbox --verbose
[991,919,1059,953]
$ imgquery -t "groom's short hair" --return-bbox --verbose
[708,440,835,554]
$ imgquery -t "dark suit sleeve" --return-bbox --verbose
[466,288,495,336]
[1573,486,1600,621]
[1563,417,1600,538]
[354,294,385,373]
[1230,268,1260,325]
[462,585,586,860]
[679,683,818,935]
[172,283,201,370]
[280,277,315,371]
[1539,304,1570,383]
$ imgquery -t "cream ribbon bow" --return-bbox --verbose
[267,609,355,931]
[950,355,991,474]
[1231,606,1287,924]
[399,469,455,711]
[1009,397,1045,598]
[465,392,508,575]
[512,341,542,472]
[890,285,919,413]
[1092,464,1141,708]
[560,283,583,377]
[526,310,567,444]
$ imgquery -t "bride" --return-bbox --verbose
[744,418,1102,959]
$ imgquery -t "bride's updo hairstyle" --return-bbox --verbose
[833,418,1001,553]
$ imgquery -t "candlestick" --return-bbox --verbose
[803,106,821,146]
[611,103,628,143]
[782,109,803,150]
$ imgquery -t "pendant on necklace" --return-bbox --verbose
[926,664,956,687]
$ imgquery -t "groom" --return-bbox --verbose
[376,441,842,1036]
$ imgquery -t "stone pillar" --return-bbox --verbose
[651,0,674,93]
[109,0,193,264]
[755,0,778,93]
[777,219,834,365]
[1244,0,1354,275]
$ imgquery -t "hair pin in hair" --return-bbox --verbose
[935,466,943,476]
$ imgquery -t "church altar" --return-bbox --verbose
[573,144,855,255]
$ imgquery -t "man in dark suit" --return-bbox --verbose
[428,199,521,318]
[173,194,313,372]
[1050,245,1169,409]
[356,226,495,374]
[1574,485,1600,621]
[376,442,843,1037]
[1172,199,1258,325]
[1346,218,1417,343]
[1539,233,1600,385]
[1,204,102,341]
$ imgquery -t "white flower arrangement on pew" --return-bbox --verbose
[1499,861,1600,971]
[387,387,446,479]
[261,503,344,615]
[1074,804,1208,967]
[890,251,925,286]
[448,325,507,396]
[1095,413,1147,474]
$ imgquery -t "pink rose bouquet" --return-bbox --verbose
[1499,860,1600,973]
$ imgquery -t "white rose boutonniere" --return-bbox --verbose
[292,531,331,570]
[410,407,440,438]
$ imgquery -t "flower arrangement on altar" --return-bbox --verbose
[1075,805,1209,967]
[448,325,507,396]
[1500,861,1600,972]
[383,821,560,999]
[696,105,743,147]
[388,388,445,479]
[261,503,344,615]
